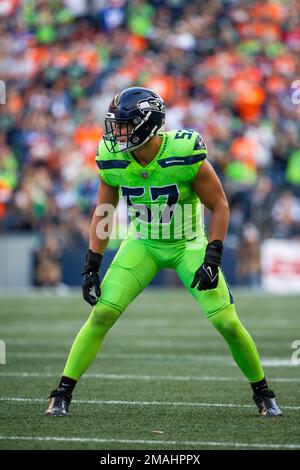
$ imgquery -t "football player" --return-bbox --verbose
[45,87,282,418]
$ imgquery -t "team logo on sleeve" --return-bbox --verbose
[193,135,207,151]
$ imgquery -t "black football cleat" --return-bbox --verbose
[44,388,72,417]
[253,389,282,417]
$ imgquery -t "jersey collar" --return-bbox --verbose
[128,132,167,171]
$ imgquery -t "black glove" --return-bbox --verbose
[191,240,223,291]
[81,249,103,306]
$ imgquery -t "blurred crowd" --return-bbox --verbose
[1,0,300,286]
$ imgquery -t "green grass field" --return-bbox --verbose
[0,290,300,450]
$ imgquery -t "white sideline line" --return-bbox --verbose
[7,352,299,366]
[0,435,299,449]
[1,371,300,383]
[0,396,299,410]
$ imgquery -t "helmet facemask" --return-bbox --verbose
[104,92,165,154]
[104,115,144,153]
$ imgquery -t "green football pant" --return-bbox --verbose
[63,237,264,383]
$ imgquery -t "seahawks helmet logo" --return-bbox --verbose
[137,98,164,114]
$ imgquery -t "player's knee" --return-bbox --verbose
[222,317,240,340]
[90,302,121,328]
[211,312,241,340]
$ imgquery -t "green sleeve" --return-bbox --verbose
[95,140,119,187]
[170,131,207,182]
[189,132,208,181]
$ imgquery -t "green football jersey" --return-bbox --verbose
[96,129,208,241]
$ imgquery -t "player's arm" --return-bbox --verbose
[192,160,230,242]
[191,160,230,291]
[82,177,119,306]
[89,177,119,255]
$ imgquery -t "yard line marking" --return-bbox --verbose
[7,352,231,360]
[0,435,299,449]
[6,352,299,366]
[4,338,228,347]
[3,339,288,351]
[1,371,300,383]
[1,396,299,410]
[260,359,297,366]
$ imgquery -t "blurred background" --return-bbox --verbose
[0,0,300,292]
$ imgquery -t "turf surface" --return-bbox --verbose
[0,290,299,450]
